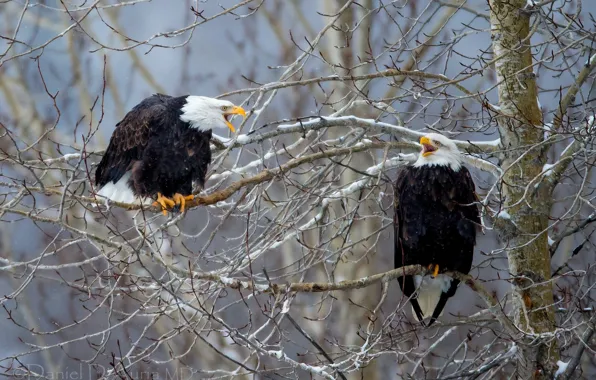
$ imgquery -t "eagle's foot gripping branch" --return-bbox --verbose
[173,193,194,213]
[153,193,176,216]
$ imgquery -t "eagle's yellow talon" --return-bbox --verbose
[172,193,194,213]
[153,192,176,214]
[173,193,185,213]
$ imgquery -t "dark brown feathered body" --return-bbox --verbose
[394,164,480,326]
[95,94,212,203]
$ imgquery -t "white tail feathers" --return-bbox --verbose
[96,172,149,205]
[413,274,453,320]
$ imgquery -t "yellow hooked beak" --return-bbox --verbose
[420,136,437,157]
[223,106,246,133]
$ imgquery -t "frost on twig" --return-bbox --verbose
[2,0,596,379]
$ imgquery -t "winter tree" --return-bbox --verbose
[0,0,595,378]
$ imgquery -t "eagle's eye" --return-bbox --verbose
[221,105,230,111]
[434,140,442,147]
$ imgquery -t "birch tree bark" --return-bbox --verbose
[322,3,382,379]
[489,1,559,377]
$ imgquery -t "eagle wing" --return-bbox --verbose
[95,94,172,188]
[425,166,479,325]
[455,166,481,243]
[393,169,427,322]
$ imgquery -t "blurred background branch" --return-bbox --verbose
[1,0,596,379]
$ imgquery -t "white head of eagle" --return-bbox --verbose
[94,94,246,213]
[180,96,246,132]
[413,132,462,172]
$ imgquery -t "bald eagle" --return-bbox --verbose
[394,133,480,326]
[94,94,246,214]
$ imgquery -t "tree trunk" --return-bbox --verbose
[489,0,559,378]
[323,2,381,379]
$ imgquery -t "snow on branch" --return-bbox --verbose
[214,115,500,154]
[274,116,501,153]
[5,0,596,377]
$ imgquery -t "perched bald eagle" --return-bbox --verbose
[394,133,480,326]
[94,94,245,214]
